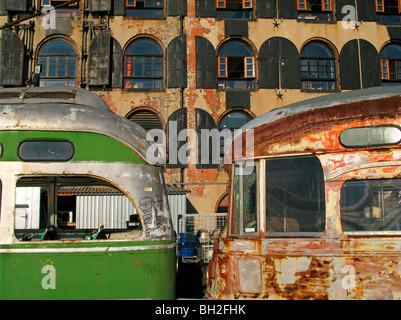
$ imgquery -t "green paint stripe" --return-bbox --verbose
[0,130,145,163]
[0,239,176,251]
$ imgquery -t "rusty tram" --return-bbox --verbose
[0,87,176,299]
[206,86,401,300]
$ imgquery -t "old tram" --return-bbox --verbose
[206,86,401,299]
[0,87,176,299]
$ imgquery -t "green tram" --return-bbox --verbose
[0,87,176,299]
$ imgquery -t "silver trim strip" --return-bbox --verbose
[0,242,176,254]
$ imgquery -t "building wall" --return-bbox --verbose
[1,0,400,213]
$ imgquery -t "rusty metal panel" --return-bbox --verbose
[87,30,111,86]
[206,87,401,300]
[0,30,24,86]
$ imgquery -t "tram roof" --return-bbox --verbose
[239,86,401,134]
[0,87,151,163]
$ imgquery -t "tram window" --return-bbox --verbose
[14,176,142,241]
[231,162,258,235]
[0,142,3,159]
[341,179,401,233]
[340,126,401,148]
[18,140,74,161]
[265,156,325,235]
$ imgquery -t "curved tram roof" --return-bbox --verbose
[231,86,401,160]
[0,87,151,163]
[241,86,401,133]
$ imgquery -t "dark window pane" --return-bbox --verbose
[266,156,325,234]
[341,179,401,232]
[19,141,74,161]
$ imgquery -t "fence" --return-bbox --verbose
[177,213,227,263]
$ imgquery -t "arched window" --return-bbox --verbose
[380,43,401,86]
[217,40,255,90]
[38,38,77,87]
[300,41,336,91]
[124,38,163,89]
[218,109,254,158]
[126,108,163,131]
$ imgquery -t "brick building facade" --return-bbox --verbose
[1,0,400,213]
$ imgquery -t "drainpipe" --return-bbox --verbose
[179,13,185,185]
[354,0,363,89]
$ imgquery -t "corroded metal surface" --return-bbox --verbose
[207,87,401,300]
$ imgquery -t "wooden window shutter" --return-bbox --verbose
[0,30,24,86]
[114,0,125,15]
[219,57,228,78]
[244,56,255,78]
[258,37,300,89]
[196,36,218,89]
[168,0,187,16]
[256,0,276,18]
[340,39,361,90]
[4,0,28,11]
[196,109,218,169]
[381,59,390,80]
[87,30,111,86]
[279,0,298,19]
[196,0,216,17]
[90,0,112,12]
[280,38,300,89]
[167,108,188,168]
[111,38,123,88]
[359,39,381,88]
[167,35,187,88]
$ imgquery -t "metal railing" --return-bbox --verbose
[177,213,227,263]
